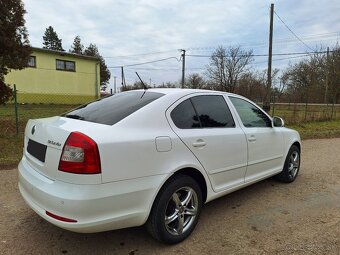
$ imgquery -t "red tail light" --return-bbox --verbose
[58,132,101,174]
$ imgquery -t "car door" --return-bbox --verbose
[167,93,248,192]
[228,96,284,183]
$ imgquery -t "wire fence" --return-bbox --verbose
[0,85,83,138]
[270,102,340,124]
[1,86,340,138]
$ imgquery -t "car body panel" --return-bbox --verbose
[166,93,248,192]
[18,88,301,233]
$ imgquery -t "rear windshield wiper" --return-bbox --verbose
[64,114,84,120]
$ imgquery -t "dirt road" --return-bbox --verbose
[1,139,339,254]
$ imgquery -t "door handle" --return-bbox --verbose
[192,139,206,147]
[248,136,256,142]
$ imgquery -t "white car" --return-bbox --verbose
[18,89,301,244]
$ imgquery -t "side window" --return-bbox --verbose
[170,95,235,129]
[191,95,235,128]
[56,59,76,72]
[229,97,272,128]
[27,56,36,68]
[171,99,200,129]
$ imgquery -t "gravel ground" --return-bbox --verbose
[1,138,339,255]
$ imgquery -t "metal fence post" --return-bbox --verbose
[14,84,19,135]
[271,94,275,117]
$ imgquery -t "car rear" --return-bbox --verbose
[18,90,173,232]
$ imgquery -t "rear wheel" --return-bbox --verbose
[146,174,202,244]
[276,145,300,183]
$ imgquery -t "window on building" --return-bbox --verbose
[56,59,76,72]
[27,56,36,68]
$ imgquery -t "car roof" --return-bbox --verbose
[127,88,236,97]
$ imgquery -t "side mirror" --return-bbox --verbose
[272,116,284,127]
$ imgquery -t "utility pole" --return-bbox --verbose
[121,66,126,90]
[264,3,274,113]
[121,66,124,90]
[181,49,186,88]
[114,76,117,93]
[149,78,152,87]
[324,46,329,104]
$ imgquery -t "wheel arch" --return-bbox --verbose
[173,167,208,203]
[292,141,301,152]
[145,166,209,225]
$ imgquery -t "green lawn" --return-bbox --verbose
[289,119,340,140]
[0,103,339,169]
[0,104,77,169]
[270,103,339,124]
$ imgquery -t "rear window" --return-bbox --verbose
[63,91,164,125]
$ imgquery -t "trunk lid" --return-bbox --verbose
[23,116,103,184]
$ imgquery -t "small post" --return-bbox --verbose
[271,95,275,117]
[14,84,19,135]
[324,47,329,104]
[114,76,117,93]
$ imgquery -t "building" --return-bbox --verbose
[5,47,100,104]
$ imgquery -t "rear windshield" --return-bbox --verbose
[63,91,164,125]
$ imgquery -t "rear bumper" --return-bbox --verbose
[18,157,167,233]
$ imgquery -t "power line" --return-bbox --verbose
[107,51,330,70]
[186,50,332,58]
[126,67,181,71]
[103,49,179,59]
[274,10,314,51]
[108,57,180,68]
[102,32,339,59]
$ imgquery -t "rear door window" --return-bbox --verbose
[170,99,201,129]
[191,95,235,128]
[63,91,164,125]
[171,95,235,129]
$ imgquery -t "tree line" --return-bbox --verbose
[1,0,339,105]
[125,44,339,105]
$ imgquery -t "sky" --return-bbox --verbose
[22,0,340,91]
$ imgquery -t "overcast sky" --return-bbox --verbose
[23,0,340,90]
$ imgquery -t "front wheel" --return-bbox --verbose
[276,145,300,183]
[146,174,202,244]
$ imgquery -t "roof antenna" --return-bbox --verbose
[135,72,148,90]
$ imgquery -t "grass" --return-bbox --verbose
[0,104,76,169]
[0,103,339,169]
[288,119,340,140]
[271,103,340,124]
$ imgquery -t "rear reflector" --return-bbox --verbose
[58,132,101,174]
[46,211,77,223]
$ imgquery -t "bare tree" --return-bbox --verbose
[282,51,328,103]
[185,73,206,89]
[327,44,340,104]
[206,46,253,92]
[236,71,265,102]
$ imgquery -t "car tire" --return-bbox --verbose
[275,145,300,183]
[146,174,203,244]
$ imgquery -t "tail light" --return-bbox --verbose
[58,132,101,174]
